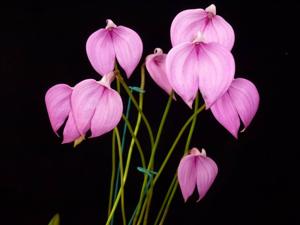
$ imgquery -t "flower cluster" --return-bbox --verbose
[45,4,260,223]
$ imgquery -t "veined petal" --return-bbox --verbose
[62,111,81,144]
[210,93,240,138]
[71,79,105,135]
[197,42,235,108]
[45,84,72,135]
[229,78,259,129]
[178,153,197,202]
[203,15,235,50]
[171,9,207,46]
[196,150,218,201]
[111,26,143,78]
[145,48,172,95]
[90,88,123,138]
[86,29,115,76]
[170,5,235,50]
[166,43,199,108]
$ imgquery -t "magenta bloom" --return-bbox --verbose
[166,32,235,108]
[86,19,143,78]
[171,4,235,50]
[145,48,172,95]
[45,84,81,143]
[178,148,218,202]
[211,78,260,138]
[45,72,123,143]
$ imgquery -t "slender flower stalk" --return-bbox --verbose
[108,131,116,216]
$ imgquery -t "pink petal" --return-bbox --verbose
[111,26,143,78]
[71,79,105,135]
[196,152,218,201]
[86,29,116,76]
[170,5,234,50]
[178,154,197,202]
[62,111,81,144]
[45,84,72,135]
[90,88,123,138]
[203,15,235,51]
[228,78,260,129]
[145,49,173,95]
[171,9,207,47]
[197,42,235,108]
[166,43,199,108]
[210,93,240,138]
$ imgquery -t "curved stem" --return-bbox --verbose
[114,128,127,225]
[116,72,154,148]
[105,66,146,225]
[108,131,116,216]
[134,92,173,225]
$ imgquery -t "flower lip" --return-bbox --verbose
[205,4,217,17]
[105,19,117,29]
[192,31,205,44]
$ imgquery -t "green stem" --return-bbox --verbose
[134,92,173,225]
[156,95,200,225]
[153,173,177,225]
[114,128,127,225]
[105,66,146,225]
[108,131,116,216]
[116,71,154,148]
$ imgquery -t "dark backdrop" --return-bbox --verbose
[0,0,296,225]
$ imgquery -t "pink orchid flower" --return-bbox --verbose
[211,78,260,138]
[86,19,143,78]
[145,48,173,96]
[166,31,235,109]
[45,72,123,143]
[171,4,235,50]
[178,148,218,202]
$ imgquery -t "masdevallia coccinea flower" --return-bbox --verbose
[45,72,123,144]
[171,4,235,50]
[86,19,143,78]
[211,78,260,138]
[178,148,218,202]
[166,31,235,109]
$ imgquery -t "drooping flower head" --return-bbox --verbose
[171,4,235,50]
[166,31,235,108]
[45,72,123,144]
[86,19,143,78]
[178,148,218,202]
[211,78,260,138]
[145,48,173,96]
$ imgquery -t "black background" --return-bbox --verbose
[0,0,296,225]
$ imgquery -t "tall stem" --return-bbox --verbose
[108,131,116,216]
[114,128,127,225]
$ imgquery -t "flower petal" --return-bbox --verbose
[171,9,207,46]
[86,29,116,76]
[178,153,197,202]
[111,26,143,78]
[228,78,259,129]
[196,153,218,201]
[71,79,105,135]
[197,42,235,108]
[45,84,72,135]
[166,43,199,108]
[62,111,81,144]
[210,93,240,138]
[145,49,172,95]
[90,88,123,138]
[203,15,235,50]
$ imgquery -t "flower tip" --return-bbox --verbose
[73,136,85,148]
[105,19,117,29]
[205,4,217,16]
[240,127,246,133]
[200,148,207,157]
[154,48,163,54]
